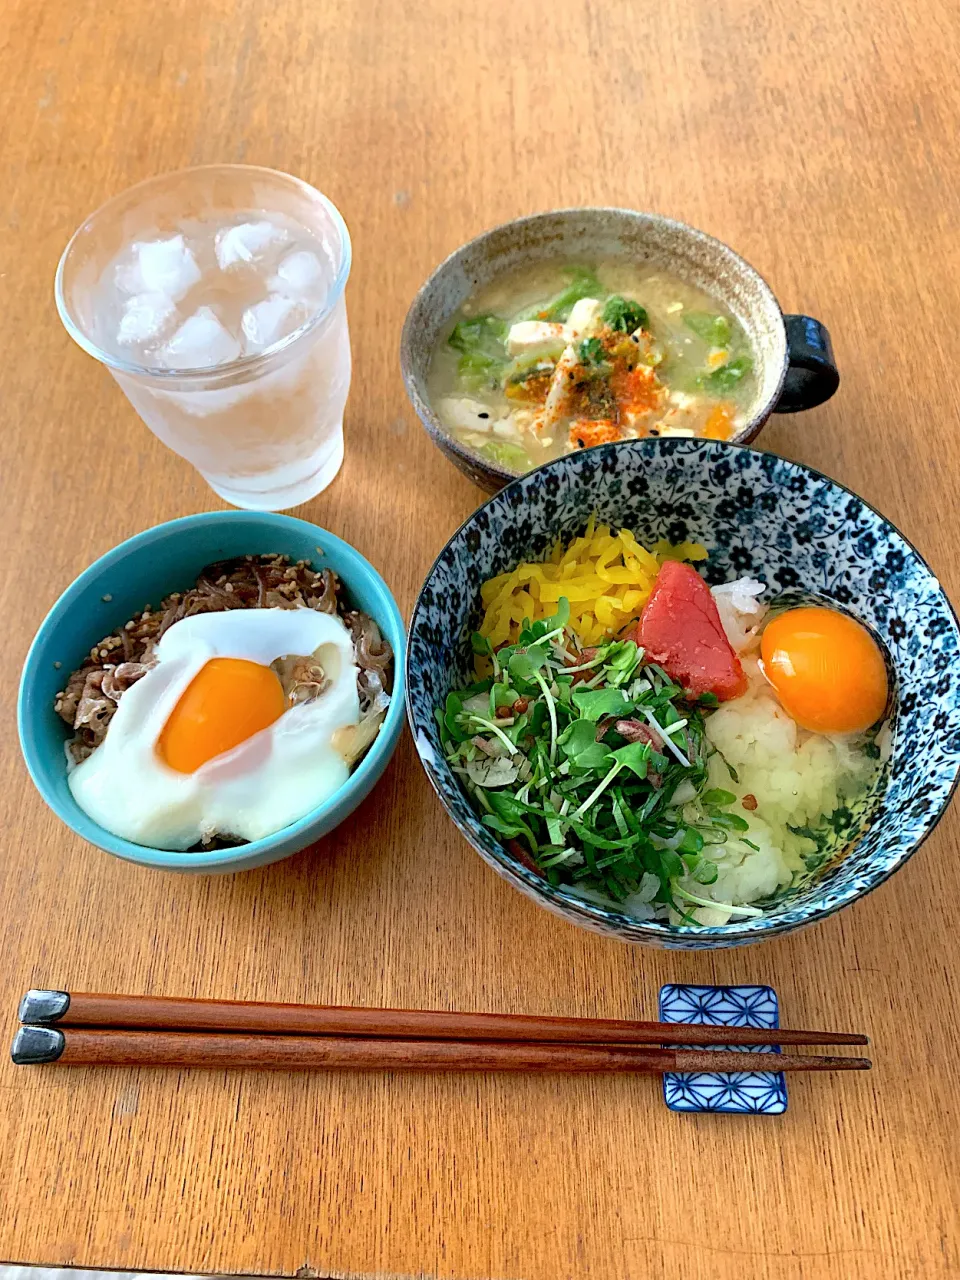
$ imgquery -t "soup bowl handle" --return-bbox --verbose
[773,315,840,413]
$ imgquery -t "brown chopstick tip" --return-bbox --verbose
[786,1031,869,1047]
[677,1049,872,1074]
[787,1054,872,1071]
[745,1029,869,1047]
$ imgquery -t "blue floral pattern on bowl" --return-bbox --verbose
[659,984,787,1114]
[405,438,960,948]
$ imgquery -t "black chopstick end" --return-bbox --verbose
[17,989,70,1025]
[11,1025,66,1065]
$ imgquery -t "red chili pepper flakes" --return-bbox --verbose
[568,420,622,450]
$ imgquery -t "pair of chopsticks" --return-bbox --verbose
[11,990,871,1074]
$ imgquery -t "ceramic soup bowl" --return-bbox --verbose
[401,208,840,491]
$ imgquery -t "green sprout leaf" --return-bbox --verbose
[610,740,653,779]
[558,720,613,772]
[508,643,552,684]
[702,788,736,807]
[712,811,750,833]
[443,692,470,742]
[572,687,633,721]
[660,850,685,880]
[678,827,705,855]
[688,855,720,884]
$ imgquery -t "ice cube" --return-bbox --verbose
[114,261,144,296]
[241,293,309,353]
[271,249,327,299]
[126,236,202,301]
[215,220,288,270]
[159,306,241,369]
[116,292,179,347]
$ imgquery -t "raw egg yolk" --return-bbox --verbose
[158,657,287,773]
[759,607,888,734]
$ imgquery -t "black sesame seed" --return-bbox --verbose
[478,412,489,419]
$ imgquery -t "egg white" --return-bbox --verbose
[68,608,361,850]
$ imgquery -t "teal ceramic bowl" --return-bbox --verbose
[18,512,406,873]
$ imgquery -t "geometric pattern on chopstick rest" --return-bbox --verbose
[659,984,788,1114]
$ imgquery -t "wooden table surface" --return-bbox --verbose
[2,0,959,1276]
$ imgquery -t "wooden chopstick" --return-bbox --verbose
[10,1027,871,1073]
[17,990,868,1048]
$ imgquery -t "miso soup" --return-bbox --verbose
[427,260,757,474]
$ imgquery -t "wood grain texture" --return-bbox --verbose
[1,0,959,1276]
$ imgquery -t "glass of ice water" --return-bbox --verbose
[55,165,352,511]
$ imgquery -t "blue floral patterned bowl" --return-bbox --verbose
[406,439,960,948]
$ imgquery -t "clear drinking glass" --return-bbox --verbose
[55,165,352,511]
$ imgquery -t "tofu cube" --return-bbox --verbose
[437,398,495,432]
[564,297,603,341]
[505,321,568,357]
